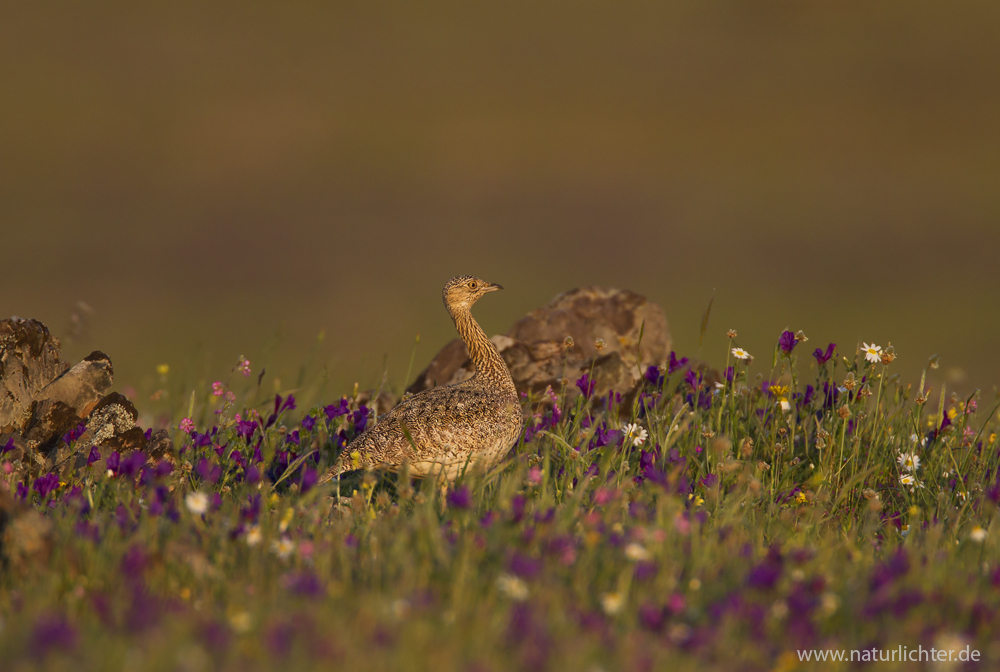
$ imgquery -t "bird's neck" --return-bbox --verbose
[451,306,516,394]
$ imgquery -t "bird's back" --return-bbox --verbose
[338,378,521,481]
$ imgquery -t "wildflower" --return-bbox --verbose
[813,343,836,365]
[594,338,606,351]
[731,347,751,361]
[156,364,170,376]
[623,423,648,447]
[271,537,295,560]
[769,385,790,412]
[897,453,920,472]
[794,492,807,505]
[900,474,917,487]
[727,329,737,339]
[212,382,224,396]
[777,330,797,355]
[970,526,987,543]
[795,330,808,342]
[179,418,195,434]
[880,344,897,365]
[563,336,574,349]
[526,466,543,486]
[237,356,251,377]
[446,485,472,510]
[667,351,689,374]
[625,543,651,562]
[600,592,624,615]
[862,342,882,363]
[575,373,596,399]
[496,574,529,601]
[245,525,262,546]
[185,491,209,515]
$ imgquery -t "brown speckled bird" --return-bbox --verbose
[322,276,522,484]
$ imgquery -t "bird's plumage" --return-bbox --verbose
[322,276,522,483]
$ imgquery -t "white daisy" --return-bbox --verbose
[271,537,295,560]
[624,543,651,562]
[245,525,262,547]
[899,474,917,487]
[185,491,209,516]
[623,423,648,447]
[897,453,920,472]
[862,343,882,364]
[600,592,624,615]
[496,574,529,601]
[731,347,751,360]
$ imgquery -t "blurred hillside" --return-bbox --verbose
[2,2,998,403]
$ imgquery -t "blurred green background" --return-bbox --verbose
[2,2,998,402]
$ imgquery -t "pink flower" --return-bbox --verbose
[225,391,236,402]
[527,466,543,486]
[237,357,251,377]
[212,382,224,397]
[179,418,195,434]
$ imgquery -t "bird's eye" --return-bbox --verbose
[469,281,477,289]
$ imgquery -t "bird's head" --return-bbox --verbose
[442,275,503,314]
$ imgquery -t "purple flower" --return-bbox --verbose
[155,460,174,477]
[778,330,797,356]
[121,545,147,583]
[86,446,101,466]
[300,467,318,494]
[301,415,316,432]
[236,418,257,440]
[638,603,665,631]
[119,451,146,478]
[62,421,87,446]
[746,545,784,590]
[105,451,121,476]
[644,365,664,388]
[30,614,77,657]
[33,473,60,498]
[667,351,689,375]
[447,485,472,510]
[246,465,261,484]
[575,373,596,399]
[353,406,369,434]
[196,458,221,484]
[324,398,350,420]
[508,552,541,578]
[813,343,836,365]
[285,430,300,446]
[1,437,14,454]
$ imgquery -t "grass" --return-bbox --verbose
[2,332,999,671]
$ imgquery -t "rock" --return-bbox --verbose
[408,286,672,400]
[0,318,68,433]
[0,317,161,478]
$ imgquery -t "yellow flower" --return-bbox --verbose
[794,492,807,505]
[156,364,170,376]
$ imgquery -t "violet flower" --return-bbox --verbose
[813,342,836,365]
[575,373,596,399]
[667,351,689,374]
[778,330,797,356]
[447,485,472,510]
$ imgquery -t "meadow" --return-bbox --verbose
[2,329,998,671]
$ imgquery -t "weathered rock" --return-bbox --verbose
[409,286,672,400]
[0,318,69,433]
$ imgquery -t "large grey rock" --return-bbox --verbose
[408,286,672,400]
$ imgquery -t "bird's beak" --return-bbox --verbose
[484,282,503,292]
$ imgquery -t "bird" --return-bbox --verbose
[321,275,523,485]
